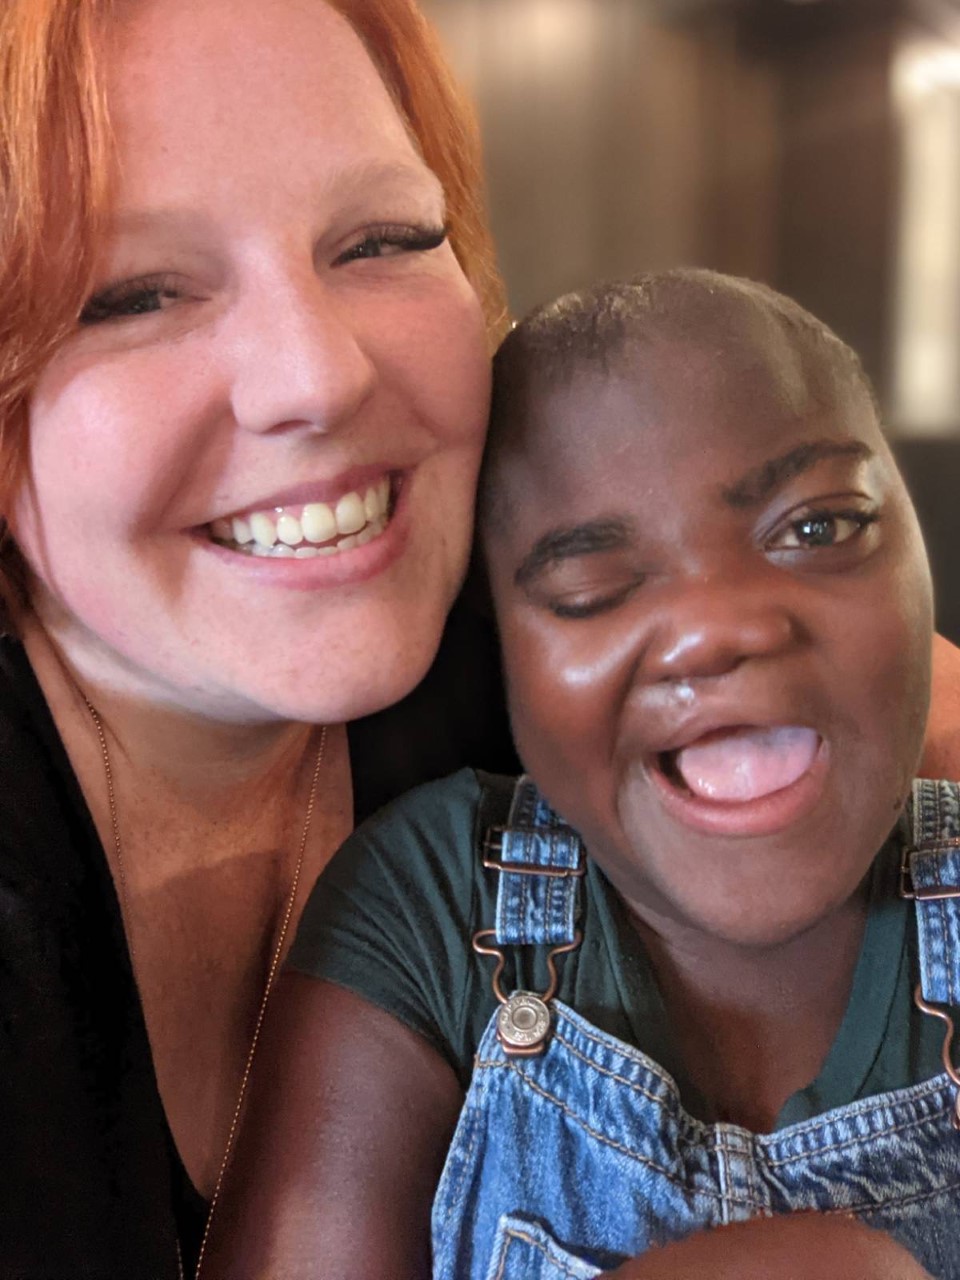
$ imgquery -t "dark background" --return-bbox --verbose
[424,0,960,641]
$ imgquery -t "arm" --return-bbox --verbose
[203,974,462,1279]
[606,1215,932,1280]
[921,634,960,779]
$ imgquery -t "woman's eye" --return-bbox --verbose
[334,224,448,266]
[549,594,627,620]
[767,509,878,551]
[79,277,184,325]
[545,580,642,620]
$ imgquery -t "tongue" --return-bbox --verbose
[674,726,819,802]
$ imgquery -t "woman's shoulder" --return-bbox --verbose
[290,768,517,1083]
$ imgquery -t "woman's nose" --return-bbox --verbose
[640,578,799,685]
[223,272,377,436]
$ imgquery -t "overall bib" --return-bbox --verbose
[431,778,960,1279]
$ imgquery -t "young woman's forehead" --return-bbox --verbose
[525,343,880,468]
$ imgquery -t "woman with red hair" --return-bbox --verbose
[0,0,509,1273]
[0,2,956,1277]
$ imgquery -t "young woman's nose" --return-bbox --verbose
[640,578,799,685]
[223,272,377,435]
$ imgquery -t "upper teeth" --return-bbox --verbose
[210,478,391,554]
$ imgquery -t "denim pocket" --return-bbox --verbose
[484,1214,603,1280]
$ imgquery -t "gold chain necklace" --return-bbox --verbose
[83,698,326,1279]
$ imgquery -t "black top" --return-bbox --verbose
[0,596,517,1279]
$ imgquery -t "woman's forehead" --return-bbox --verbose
[101,0,426,209]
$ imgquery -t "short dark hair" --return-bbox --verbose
[480,268,878,527]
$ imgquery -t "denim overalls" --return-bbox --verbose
[431,778,960,1279]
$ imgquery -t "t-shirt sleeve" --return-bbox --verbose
[286,767,487,1084]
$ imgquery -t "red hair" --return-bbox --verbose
[0,0,507,621]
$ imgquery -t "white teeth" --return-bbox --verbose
[249,512,277,548]
[334,493,366,536]
[301,502,337,544]
[363,486,381,522]
[215,477,393,556]
[276,512,303,546]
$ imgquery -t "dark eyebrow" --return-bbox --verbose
[721,439,874,509]
[514,518,633,588]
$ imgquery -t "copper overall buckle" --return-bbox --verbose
[899,843,960,1129]
[472,928,582,1057]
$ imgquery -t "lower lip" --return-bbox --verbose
[648,739,830,839]
[194,486,410,591]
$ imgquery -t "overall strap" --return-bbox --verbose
[904,779,960,1006]
[481,775,585,947]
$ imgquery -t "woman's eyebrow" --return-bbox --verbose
[103,161,446,238]
[721,438,874,509]
[322,157,446,206]
[514,518,634,587]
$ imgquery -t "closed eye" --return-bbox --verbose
[546,581,642,619]
[527,558,647,620]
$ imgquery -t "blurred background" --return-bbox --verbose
[422,0,960,641]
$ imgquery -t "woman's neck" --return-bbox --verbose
[629,892,869,1132]
[21,613,317,818]
[20,613,354,1194]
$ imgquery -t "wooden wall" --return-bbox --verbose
[421,0,917,408]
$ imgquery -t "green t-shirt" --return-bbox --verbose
[288,769,945,1129]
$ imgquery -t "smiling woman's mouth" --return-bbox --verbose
[659,725,822,804]
[206,476,393,558]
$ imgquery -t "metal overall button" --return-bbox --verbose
[497,992,552,1053]
[473,929,581,1058]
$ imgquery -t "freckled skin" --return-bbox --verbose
[483,333,933,951]
[12,0,490,726]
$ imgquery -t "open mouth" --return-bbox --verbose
[657,726,822,805]
[206,476,394,558]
